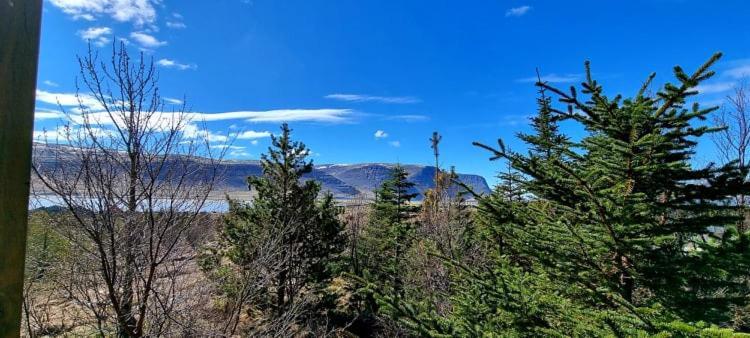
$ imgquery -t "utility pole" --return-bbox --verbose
[0,0,43,336]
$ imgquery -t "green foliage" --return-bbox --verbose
[378,256,672,337]
[358,166,419,299]
[201,123,346,324]
[375,53,750,336]
[483,53,750,328]
[25,210,69,282]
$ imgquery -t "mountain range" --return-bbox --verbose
[32,143,492,201]
[221,160,491,200]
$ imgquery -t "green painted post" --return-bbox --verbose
[0,0,43,336]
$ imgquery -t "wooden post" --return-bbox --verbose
[0,0,43,336]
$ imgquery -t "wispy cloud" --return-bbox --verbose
[500,114,532,126]
[722,59,750,80]
[388,141,401,148]
[37,90,355,124]
[385,114,429,122]
[36,89,102,110]
[325,93,420,104]
[157,58,196,70]
[130,32,166,48]
[505,5,532,17]
[166,13,187,29]
[230,150,251,157]
[191,109,355,124]
[213,144,246,150]
[181,123,228,142]
[166,21,187,29]
[232,130,272,139]
[689,60,750,95]
[78,26,112,46]
[516,73,582,84]
[34,125,115,142]
[48,0,158,26]
[33,126,69,141]
[43,80,59,87]
[374,130,388,139]
[214,144,253,157]
[34,109,66,120]
[164,97,184,105]
[202,109,355,123]
[696,82,736,94]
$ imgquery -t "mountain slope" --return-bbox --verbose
[33,143,492,200]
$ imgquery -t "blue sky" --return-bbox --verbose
[34,0,750,185]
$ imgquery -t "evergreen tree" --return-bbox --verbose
[475,53,750,326]
[202,123,346,330]
[379,53,750,336]
[358,166,419,302]
[518,76,569,161]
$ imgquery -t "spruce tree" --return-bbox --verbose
[359,165,419,302]
[202,123,345,327]
[477,53,750,326]
[518,76,569,161]
[379,54,750,336]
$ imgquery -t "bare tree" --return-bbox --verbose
[421,132,470,260]
[416,133,475,315]
[343,194,371,276]
[713,82,750,168]
[712,81,750,231]
[31,42,224,337]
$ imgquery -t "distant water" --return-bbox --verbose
[30,195,230,213]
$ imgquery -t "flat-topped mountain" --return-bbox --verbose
[32,143,491,200]
[223,161,491,200]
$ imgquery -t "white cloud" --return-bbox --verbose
[33,127,66,141]
[35,90,360,148]
[33,125,114,142]
[38,90,355,124]
[374,130,388,139]
[388,140,401,148]
[48,0,158,26]
[385,114,429,122]
[79,26,111,39]
[36,90,102,110]
[506,5,531,17]
[325,93,420,104]
[157,58,196,70]
[94,108,355,126]
[200,109,354,123]
[164,97,184,105]
[232,130,272,139]
[516,73,581,83]
[43,80,59,87]
[182,123,227,142]
[166,21,187,29]
[500,114,532,126]
[229,150,251,157]
[78,26,112,46]
[726,65,750,80]
[130,32,166,48]
[213,144,246,150]
[687,60,750,95]
[696,82,736,94]
[34,109,66,120]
